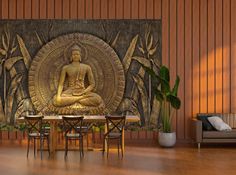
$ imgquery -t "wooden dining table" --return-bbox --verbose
[17,115,140,155]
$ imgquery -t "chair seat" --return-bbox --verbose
[66,133,82,138]
[29,132,49,137]
[107,132,122,138]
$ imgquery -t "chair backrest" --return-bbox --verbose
[24,115,44,134]
[105,115,126,135]
[62,116,84,135]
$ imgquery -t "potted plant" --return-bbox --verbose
[143,65,181,147]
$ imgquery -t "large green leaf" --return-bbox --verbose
[166,94,181,109]
[159,66,170,83]
[172,75,180,96]
[141,64,170,95]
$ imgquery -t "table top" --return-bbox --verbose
[17,115,140,123]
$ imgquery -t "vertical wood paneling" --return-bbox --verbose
[62,0,70,19]
[139,0,146,19]
[184,0,192,139]
[146,0,153,19]
[192,0,200,119]
[1,0,8,19]
[1,0,234,140]
[162,0,169,66]
[93,0,101,19]
[116,0,123,19]
[9,0,16,19]
[131,0,139,18]
[16,0,23,19]
[223,0,230,113]
[169,0,177,132]
[70,0,78,19]
[101,0,108,18]
[177,0,185,139]
[55,0,62,19]
[215,0,223,113]
[123,0,131,19]
[231,0,236,112]
[47,0,55,19]
[108,0,116,19]
[0,0,1,19]
[85,0,93,19]
[154,0,161,19]
[40,0,47,19]
[200,0,208,113]
[24,0,31,19]
[78,0,85,19]
[32,0,39,19]
[207,0,215,113]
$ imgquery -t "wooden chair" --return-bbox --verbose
[62,116,84,158]
[103,115,126,158]
[24,115,50,159]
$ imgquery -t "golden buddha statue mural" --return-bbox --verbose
[53,44,104,110]
[28,33,125,115]
[0,21,161,128]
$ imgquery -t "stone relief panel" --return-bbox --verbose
[0,20,161,127]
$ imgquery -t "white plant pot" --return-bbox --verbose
[158,132,176,147]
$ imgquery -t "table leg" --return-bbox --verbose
[104,123,107,152]
[122,128,125,155]
[49,121,57,155]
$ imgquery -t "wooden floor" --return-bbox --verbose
[1,141,236,175]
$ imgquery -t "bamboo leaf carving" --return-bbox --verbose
[149,97,160,125]
[5,25,10,48]
[118,98,141,117]
[4,56,23,70]
[6,74,22,123]
[149,46,157,56]
[10,46,17,54]
[111,31,120,48]
[132,74,149,125]
[8,74,22,96]
[132,56,151,67]
[34,31,43,46]
[0,63,2,77]
[16,34,31,69]
[0,48,6,55]
[0,97,5,122]
[138,47,145,54]
[2,34,8,51]
[147,35,153,51]
[122,34,139,73]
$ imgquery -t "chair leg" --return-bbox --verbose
[27,137,30,158]
[92,129,95,145]
[121,137,123,158]
[102,138,105,156]
[79,139,82,158]
[47,137,50,157]
[118,139,120,157]
[107,138,109,158]
[65,138,68,159]
[82,137,84,157]
[86,134,89,150]
[33,138,36,158]
[40,137,43,160]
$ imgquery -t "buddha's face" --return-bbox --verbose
[71,50,81,62]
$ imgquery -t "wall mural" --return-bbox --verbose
[0,20,161,127]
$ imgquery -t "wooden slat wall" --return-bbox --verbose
[0,0,235,141]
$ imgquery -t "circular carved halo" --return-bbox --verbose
[28,33,125,114]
